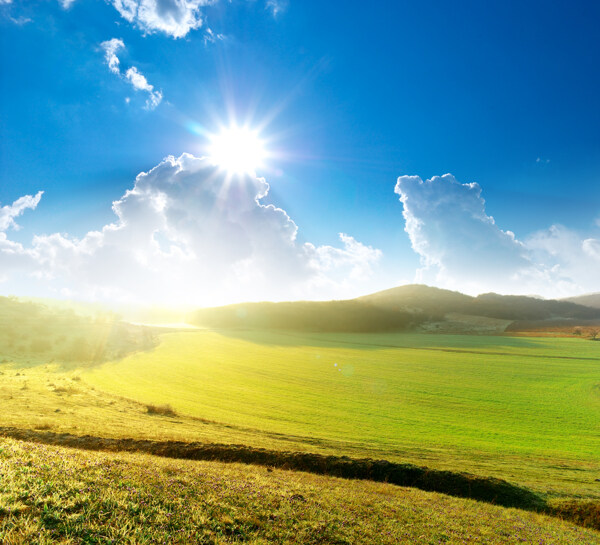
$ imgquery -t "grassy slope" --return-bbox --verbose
[1,437,598,545]
[76,330,600,500]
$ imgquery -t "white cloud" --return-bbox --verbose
[266,0,288,17]
[0,0,14,5]
[203,27,225,45]
[395,173,600,297]
[312,234,381,282]
[100,39,163,110]
[0,155,380,304]
[395,174,532,293]
[526,225,600,295]
[124,67,163,109]
[100,38,124,74]
[110,0,212,39]
[0,191,43,231]
[58,0,77,8]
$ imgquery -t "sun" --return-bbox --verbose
[208,125,266,175]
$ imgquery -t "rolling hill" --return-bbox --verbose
[190,284,600,332]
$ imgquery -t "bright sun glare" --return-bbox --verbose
[208,126,266,175]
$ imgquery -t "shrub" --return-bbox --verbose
[145,404,177,417]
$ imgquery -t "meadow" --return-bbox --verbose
[2,327,598,498]
[2,316,600,539]
[81,330,600,494]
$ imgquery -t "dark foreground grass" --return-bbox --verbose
[1,438,599,545]
[0,426,544,510]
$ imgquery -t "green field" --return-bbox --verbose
[75,329,600,499]
[2,323,600,539]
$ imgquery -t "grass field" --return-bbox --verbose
[2,327,600,538]
[79,331,600,492]
[2,437,599,544]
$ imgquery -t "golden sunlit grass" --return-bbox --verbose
[1,437,598,544]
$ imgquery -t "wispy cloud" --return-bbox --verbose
[100,38,163,110]
[0,192,43,232]
[124,66,163,109]
[0,0,32,24]
[203,27,225,45]
[266,0,288,17]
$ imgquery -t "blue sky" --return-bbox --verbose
[1,0,599,304]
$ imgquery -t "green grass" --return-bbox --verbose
[2,328,600,531]
[1,437,598,544]
[79,330,600,494]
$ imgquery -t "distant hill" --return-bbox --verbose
[190,284,600,332]
[359,285,600,321]
[562,293,600,309]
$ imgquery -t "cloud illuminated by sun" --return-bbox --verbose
[208,125,266,175]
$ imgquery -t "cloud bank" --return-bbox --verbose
[100,38,163,109]
[395,173,600,297]
[0,155,380,305]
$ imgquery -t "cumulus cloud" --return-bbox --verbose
[395,173,600,297]
[58,0,77,8]
[100,39,162,110]
[111,0,212,38]
[395,174,532,293]
[0,155,380,304]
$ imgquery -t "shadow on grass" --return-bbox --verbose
[2,425,596,531]
[210,328,600,362]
